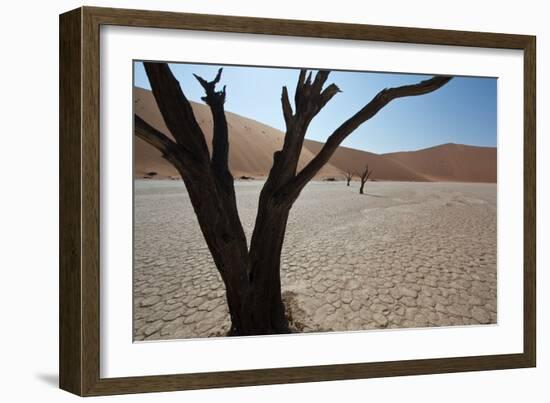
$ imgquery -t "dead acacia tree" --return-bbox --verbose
[344,171,353,186]
[135,62,451,336]
[359,165,374,194]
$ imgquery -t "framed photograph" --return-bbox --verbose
[59,6,536,396]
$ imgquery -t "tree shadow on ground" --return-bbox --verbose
[361,193,387,198]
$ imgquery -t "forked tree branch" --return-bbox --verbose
[359,164,373,194]
[134,114,196,173]
[269,69,341,186]
[360,164,373,182]
[281,76,452,198]
[134,115,177,154]
[143,62,210,163]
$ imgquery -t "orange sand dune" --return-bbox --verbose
[302,140,430,182]
[134,87,341,179]
[383,143,497,182]
[134,87,496,183]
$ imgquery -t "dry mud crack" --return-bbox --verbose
[134,180,497,341]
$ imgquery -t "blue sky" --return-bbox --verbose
[134,61,496,154]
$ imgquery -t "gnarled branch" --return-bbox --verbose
[194,68,231,181]
[193,68,226,106]
[281,86,293,130]
[282,76,452,198]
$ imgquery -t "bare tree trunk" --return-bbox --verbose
[245,204,292,333]
[359,164,373,194]
[135,63,451,336]
[345,171,352,186]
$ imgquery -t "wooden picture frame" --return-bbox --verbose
[59,6,536,396]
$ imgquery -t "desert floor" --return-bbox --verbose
[133,180,497,341]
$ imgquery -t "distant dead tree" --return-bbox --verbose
[344,171,353,186]
[359,164,374,194]
[135,63,451,336]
